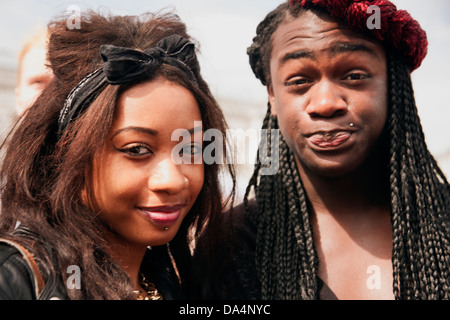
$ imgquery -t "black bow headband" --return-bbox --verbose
[57,34,197,137]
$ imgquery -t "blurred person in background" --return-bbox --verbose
[15,28,54,116]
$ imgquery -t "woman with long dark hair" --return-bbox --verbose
[0,10,234,300]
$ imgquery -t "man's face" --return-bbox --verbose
[268,10,388,178]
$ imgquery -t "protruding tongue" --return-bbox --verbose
[309,131,351,147]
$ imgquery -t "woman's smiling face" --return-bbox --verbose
[88,77,204,248]
[268,10,388,178]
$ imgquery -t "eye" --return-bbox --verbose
[343,72,370,81]
[116,143,152,157]
[285,77,311,87]
[179,144,202,157]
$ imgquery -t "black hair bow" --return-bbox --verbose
[58,35,197,137]
[100,34,197,84]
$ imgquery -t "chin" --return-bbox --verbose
[300,155,364,179]
[146,230,179,247]
[147,239,173,247]
[316,166,356,179]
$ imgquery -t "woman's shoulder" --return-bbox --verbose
[0,234,68,300]
[0,240,41,299]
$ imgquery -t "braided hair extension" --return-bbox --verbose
[244,105,319,300]
[387,53,450,299]
[245,3,450,300]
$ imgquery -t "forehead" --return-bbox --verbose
[113,78,201,133]
[271,10,385,62]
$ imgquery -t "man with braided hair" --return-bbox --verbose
[195,0,449,300]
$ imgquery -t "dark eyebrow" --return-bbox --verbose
[112,126,158,138]
[111,126,202,138]
[280,42,380,65]
[329,42,379,58]
[281,50,316,63]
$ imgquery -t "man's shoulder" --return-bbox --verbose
[217,199,261,299]
[226,198,259,238]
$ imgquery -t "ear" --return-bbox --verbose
[267,84,277,116]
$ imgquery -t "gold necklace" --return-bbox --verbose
[134,273,163,300]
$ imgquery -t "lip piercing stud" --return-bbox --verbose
[163,227,169,231]
[349,123,354,127]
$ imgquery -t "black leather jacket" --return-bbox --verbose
[0,226,68,300]
[0,242,67,300]
[0,226,181,300]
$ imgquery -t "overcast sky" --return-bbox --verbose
[1,0,449,156]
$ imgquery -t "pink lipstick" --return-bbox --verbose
[139,205,184,227]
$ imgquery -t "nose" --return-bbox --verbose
[306,80,348,118]
[148,158,188,195]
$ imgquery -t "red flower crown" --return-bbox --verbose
[289,0,428,71]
